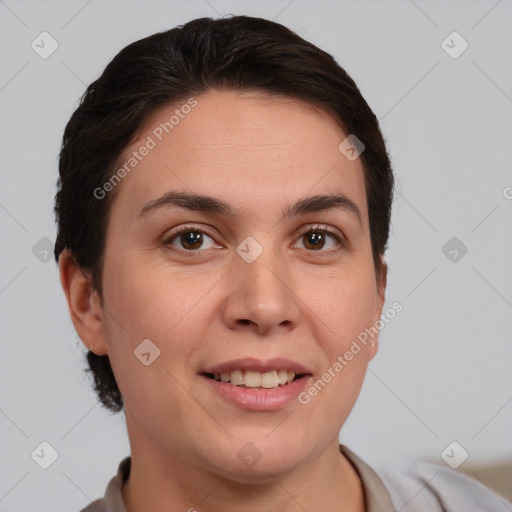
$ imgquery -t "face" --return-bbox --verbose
[81,90,385,479]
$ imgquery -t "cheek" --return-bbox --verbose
[98,258,208,417]
[100,255,218,368]
[304,266,379,349]
[296,273,377,428]
[103,254,193,332]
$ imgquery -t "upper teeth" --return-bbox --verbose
[214,370,296,388]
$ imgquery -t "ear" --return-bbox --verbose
[59,250,108,356]
[369,258,388,359]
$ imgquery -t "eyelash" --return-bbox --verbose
[164,223,344,255]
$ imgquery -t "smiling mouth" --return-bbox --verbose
[201,370,306,389]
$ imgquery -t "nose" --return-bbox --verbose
[221,243,301,336]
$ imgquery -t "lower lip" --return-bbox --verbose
[200,375,311,411]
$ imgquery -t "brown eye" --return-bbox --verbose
[178,231,204,250]
[166,226,219,252]
[295,227,342,252]
[302,231,327,250]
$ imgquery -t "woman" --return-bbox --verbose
[55,15,505,511]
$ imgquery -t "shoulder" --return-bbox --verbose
[375,458,509,512]
[78,498,107,512]
[75,456,130,512]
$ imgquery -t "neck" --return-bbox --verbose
[122,412,364,512]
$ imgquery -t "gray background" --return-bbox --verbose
[1,0,511,510]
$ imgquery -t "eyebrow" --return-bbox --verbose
[138,191,362,224]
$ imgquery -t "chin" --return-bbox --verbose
[225,456,302,485]
[204,434,311,484]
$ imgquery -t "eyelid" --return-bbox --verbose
[298,223,343,239]
[166,223,216,238]
[163,223,219,246]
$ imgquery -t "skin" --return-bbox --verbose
[60,90,387,512]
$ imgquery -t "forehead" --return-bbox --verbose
[110,90,368,224]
